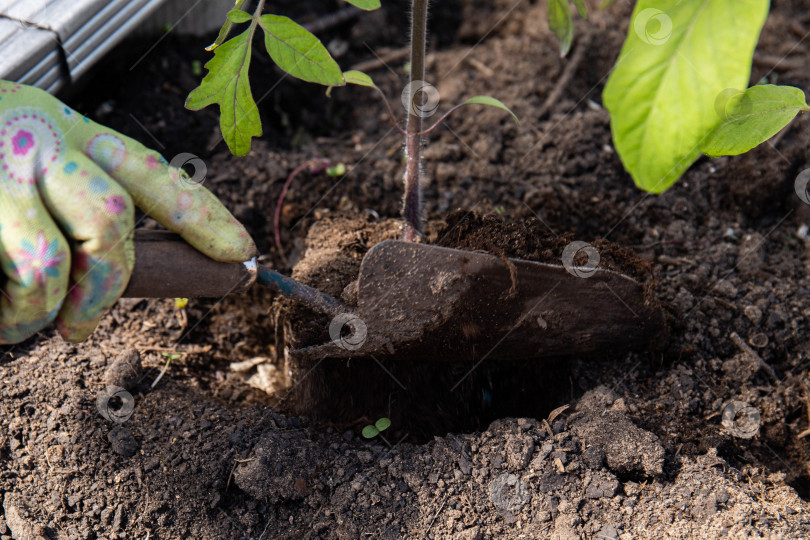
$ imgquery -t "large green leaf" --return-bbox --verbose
[186,28,261,156]
[344,0,381,10]
[703,85,808,157]
[258,14,345,86]
[603,0,769,193]
[548,0,574,57]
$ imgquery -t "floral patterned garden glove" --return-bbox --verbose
[0,80,257,344]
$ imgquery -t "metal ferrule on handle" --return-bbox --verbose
[124,229,346,317]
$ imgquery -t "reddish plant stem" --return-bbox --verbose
[274,158,329,256]
[403,0,429,241]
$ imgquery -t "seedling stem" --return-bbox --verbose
[403,0,429,241]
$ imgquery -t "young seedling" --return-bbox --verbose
[152,352,183,389]
[186,0,517,241]
[361,417,392,446]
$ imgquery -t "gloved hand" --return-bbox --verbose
[0,80,257,344]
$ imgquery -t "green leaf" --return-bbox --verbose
[226,9,252,23]
[258,14,345,86]
[362,425,379,438]
[547,0,574,56]
[571,0,588,18]
[326,163,347,176]
[702,85,808,157]
[206,0,250,51]
[186,28,261,156]
[344,0,381,10]
[375,417,391,432]
[463,96,519,125]
[343,70,377,88]
[603,0,769,193]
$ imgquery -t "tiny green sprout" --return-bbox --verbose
[547,0,588,56]
[362,417,392,446]
[174,297,189,310]
[152,352,183,389]
[326,163,347,177]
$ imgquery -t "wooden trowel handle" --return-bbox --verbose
[123,230,255,298]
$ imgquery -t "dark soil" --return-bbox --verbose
[3,0,810,538]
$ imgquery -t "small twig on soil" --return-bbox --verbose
[752,53,806,72]
[657,254,696,266]
[302,6,361,34]
[134,344,212,355]
[730,331,778,381]
[547,404,570,424]
[226,457,256,491]
[423,492,449,537]
[466,57,495,78]
[351,47,410,73]
[537,33,591,120]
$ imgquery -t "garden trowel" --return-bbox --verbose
[125,230,665,361]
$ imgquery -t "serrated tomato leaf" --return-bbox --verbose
[603,0,769,193]
[258,14,344,86]
[548,0,574,57]
[702,85,809,157]
[186,29,261,156]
